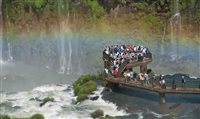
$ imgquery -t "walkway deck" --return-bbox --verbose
[105,77,200,94]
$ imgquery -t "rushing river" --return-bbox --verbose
[0,35,200,119]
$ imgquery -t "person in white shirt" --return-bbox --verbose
[144,73,149,85]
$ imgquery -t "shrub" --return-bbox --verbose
[31,113,45,119]
[90,109,104,118]
[84,0,105,19]
[147,68,155,77]
[78,80,97,95]
[73,75,96,87]
[77,94,88,102]
[42,97,54,103]
[73,74,97,102]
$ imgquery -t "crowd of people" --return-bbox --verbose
[104,44,152,76]
[103,44,190,90]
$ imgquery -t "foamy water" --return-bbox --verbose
[0,84,128,119]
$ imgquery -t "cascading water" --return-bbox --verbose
[0,0,3,64]
[58,21,67,74]
[57,0,72,74]
[66,35,72,75]
[7,42,13,62]
[58,0,66,74]
[170,0,181,61]
[66,2,72,75]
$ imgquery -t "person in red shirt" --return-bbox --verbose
[113,67,118,77]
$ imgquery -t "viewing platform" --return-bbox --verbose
[102,44,200,104]
[105,77,200,95]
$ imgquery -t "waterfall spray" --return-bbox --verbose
[66,37,72,75]
[7,42,13,62]
[0,0,3,110]
[58,22,67,74]
[58,0,73,74]
[57,0,66,74]
[169,0,181,60]
[66,1,72,75]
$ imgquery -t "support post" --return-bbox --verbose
[140,65,147,73]
[159,93,166,104]
[143,65,147,73]
[107,81,119,93]
[140,65,144,73]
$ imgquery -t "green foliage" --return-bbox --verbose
[142,14,162,34]
[100,115,115,119]
[42,97,54,103]
[73,74,97,102]
[78,80,97,95]
[143,14,159,25]
[90,109,104,118]
[130,2,147,10]
[147,68,155,77]
[1,114,45,119]
[84,0,105,19]
[31,114,45,119]
[73,74,96,93]
[77,94,88,102]
[0,115,11,119]
[2,0,200,39]
[33,0,47,9]
[170,112,178,118]
[196,10,200,24]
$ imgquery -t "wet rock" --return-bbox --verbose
[100,115,115,119]
[90,109,104,118]
[39,97,54,107]
[89,95,99,101]
[169,103,181,110]
[13,106,21,110]
[71,99,77,105]
[64,86,72,92]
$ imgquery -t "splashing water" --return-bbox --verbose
[0,85,128,119]
[66,38,72,75]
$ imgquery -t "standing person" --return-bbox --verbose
[139,73,145,86]
[172,79,176,89]
[129,68,133,80]
[159,74,163,86]
[113,67,118,78]
[181,76,186,88]
[144,73,149,85]
[161,79,166,89]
